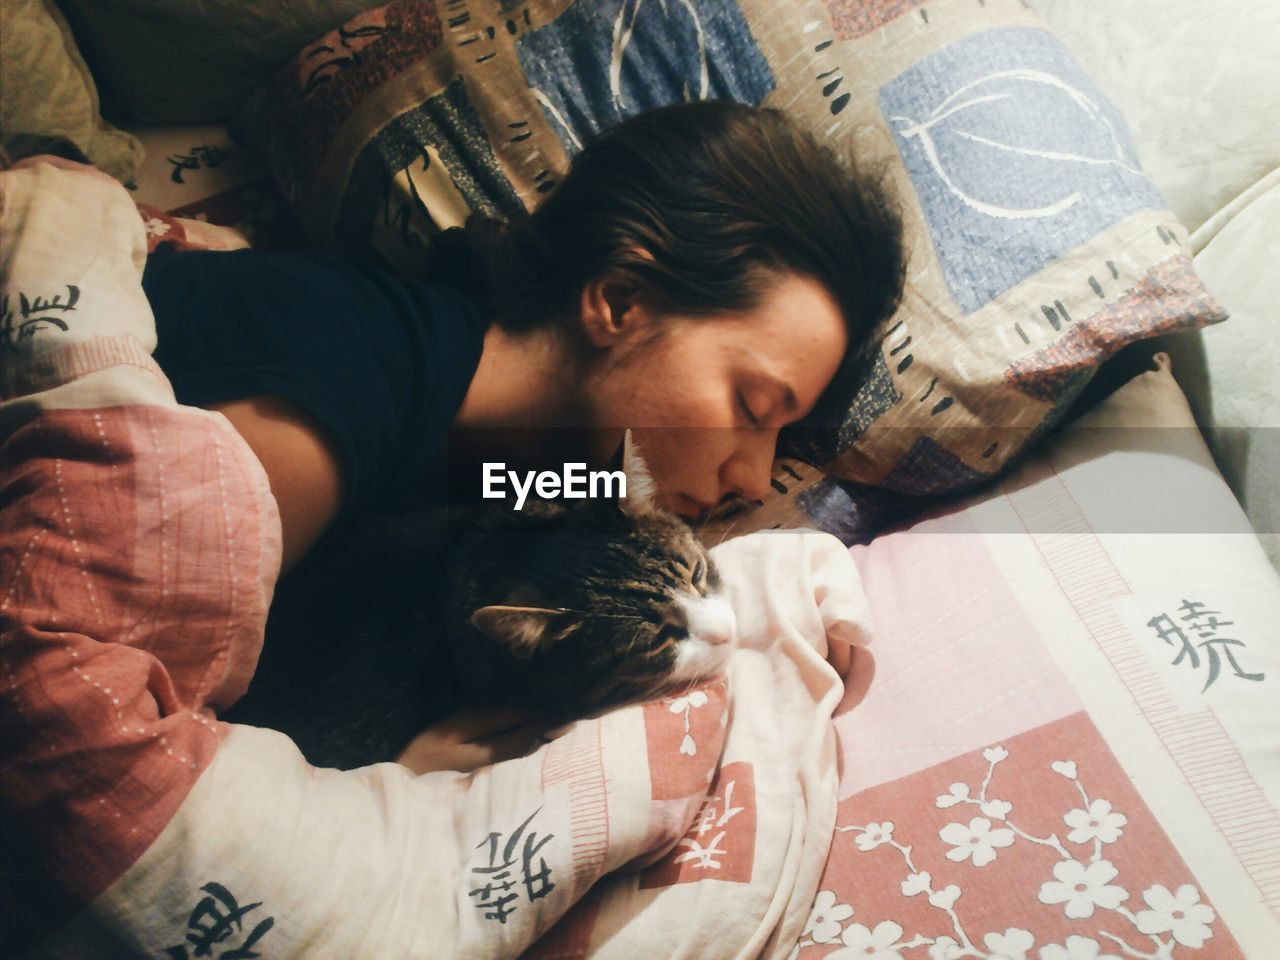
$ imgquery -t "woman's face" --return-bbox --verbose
[579,272,847,518]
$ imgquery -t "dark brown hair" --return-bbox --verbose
[426,100,906,424]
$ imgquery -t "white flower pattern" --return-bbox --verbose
[667,691,708,713]
[1038,859,1127,919]
[900,871,931,897]
[1063,799,1127,845]
[1038,935,1123,960]
[856,821,894,851]
[935,782,971,808]
[803,890,853,944]
[827,920,904,960]
[980,798,1012,820]
[825,747,1220,960]
[984,927,1034,959]
[667,690,708,757]
[940,816,1015,867]
[1134,884,1216,948]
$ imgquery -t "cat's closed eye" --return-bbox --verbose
[655,622,688,651]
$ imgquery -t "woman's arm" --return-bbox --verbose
[209,394,343,574]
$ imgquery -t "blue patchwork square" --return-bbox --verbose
[516,0,774,153]
[879,27,1166,314]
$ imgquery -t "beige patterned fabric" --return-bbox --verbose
[239,0,1226,505]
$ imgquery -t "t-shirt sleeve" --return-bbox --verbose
[141,248,487,522]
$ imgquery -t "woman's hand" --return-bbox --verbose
[396,707,556,775]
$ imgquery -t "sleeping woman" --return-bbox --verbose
[140,99,906,770]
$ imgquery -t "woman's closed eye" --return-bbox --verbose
[737,392,761,427]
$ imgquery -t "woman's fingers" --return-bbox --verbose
[438,706,543,742]
[472,719,556,764]
[395,708,555,775]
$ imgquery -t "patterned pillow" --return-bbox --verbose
[239,0,1226,504]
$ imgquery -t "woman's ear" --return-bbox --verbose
[579,274,648,348]
[579,247,657,348]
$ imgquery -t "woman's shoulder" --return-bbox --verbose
[144,245,491,336]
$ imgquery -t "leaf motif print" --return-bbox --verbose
[886,69,1144,221]
[609,0,709,114]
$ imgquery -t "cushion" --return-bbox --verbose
[0,0,143,183]
[806,353,1280,957]
[55,0,390,123]
[1,158,860,958]
[239,0,1226,521]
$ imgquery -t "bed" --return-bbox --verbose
[2,0,1277,956]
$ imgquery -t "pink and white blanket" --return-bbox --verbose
[7,156,1276,960]
[801,358,1280,957]
[1,159,864,958]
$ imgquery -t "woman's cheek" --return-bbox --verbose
[635,435,689,495]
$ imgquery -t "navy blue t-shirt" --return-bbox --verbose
[142,247,489,522]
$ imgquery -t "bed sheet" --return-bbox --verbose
[803,356,1279,958]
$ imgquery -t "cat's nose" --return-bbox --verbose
[685,594,737,648]
[703,598,737,646]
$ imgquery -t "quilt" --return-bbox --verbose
[1,158,861,959]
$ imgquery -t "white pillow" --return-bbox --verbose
[1031,0,1280,233]
[1167,170,1280,570]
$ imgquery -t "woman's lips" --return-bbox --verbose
[678,494,715,517]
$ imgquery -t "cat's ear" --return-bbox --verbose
[470,605,576,659]
[619,429,658,517]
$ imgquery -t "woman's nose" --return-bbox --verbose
[721,429,778,503]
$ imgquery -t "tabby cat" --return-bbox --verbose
[222,442,736,770]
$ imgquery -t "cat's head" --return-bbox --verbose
[465,434,736,714]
